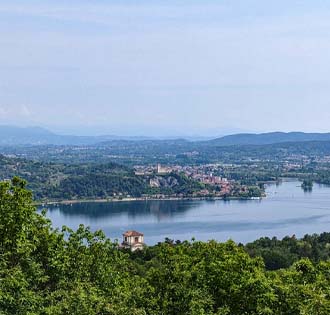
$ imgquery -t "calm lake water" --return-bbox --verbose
[43,180,330,245]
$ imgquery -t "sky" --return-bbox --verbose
[1,0,330,136]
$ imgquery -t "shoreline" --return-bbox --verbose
[34,195,265,206]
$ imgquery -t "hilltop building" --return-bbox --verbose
[121,230,145,251]
[156,164,170,174]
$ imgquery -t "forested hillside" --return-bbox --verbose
[0,155,143,200]
[1,178,330,314]
[0,156,206,200]
[207,132,330,146]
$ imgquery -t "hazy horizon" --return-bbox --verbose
[3,123,330,139]
[2,1,330,135]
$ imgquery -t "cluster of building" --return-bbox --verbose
[135,164,176,175]
[191,173,227,185]
[135,163,228,181]
[135,163,234,197]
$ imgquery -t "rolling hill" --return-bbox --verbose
[206,132,330,146]
[0,125,150,145]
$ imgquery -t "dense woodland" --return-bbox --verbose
[0,155,145,200]
[1,177,330,314]
[245,233,330,270]
[0,155,209,200]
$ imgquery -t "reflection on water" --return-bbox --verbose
[43,180,330,245]
[48,200,202,220]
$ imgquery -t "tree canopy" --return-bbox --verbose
[1,177,330,314]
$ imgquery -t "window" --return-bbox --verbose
[135,237,139,243]
[125,237,127,242]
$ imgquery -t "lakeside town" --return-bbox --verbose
[133,163,262,199]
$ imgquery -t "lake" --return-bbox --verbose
[43,180,330,245]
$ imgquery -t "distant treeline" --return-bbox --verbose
[245,233,330,270]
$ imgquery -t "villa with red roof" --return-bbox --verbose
[121,230,145,251]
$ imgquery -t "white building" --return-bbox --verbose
[157,164,170,174]
[121,230,145,251]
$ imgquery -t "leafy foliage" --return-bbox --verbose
[1,178,330,314]
[245,233,330,270]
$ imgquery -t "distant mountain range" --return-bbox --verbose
[1,126,330,147]
[0,126,152,145]
[206,132,330,146]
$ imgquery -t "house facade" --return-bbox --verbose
[121,230,145,251]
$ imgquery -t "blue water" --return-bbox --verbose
[43,180,330,244]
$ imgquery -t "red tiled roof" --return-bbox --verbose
[123,230,144,237]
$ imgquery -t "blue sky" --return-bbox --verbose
[1,0,330,136]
